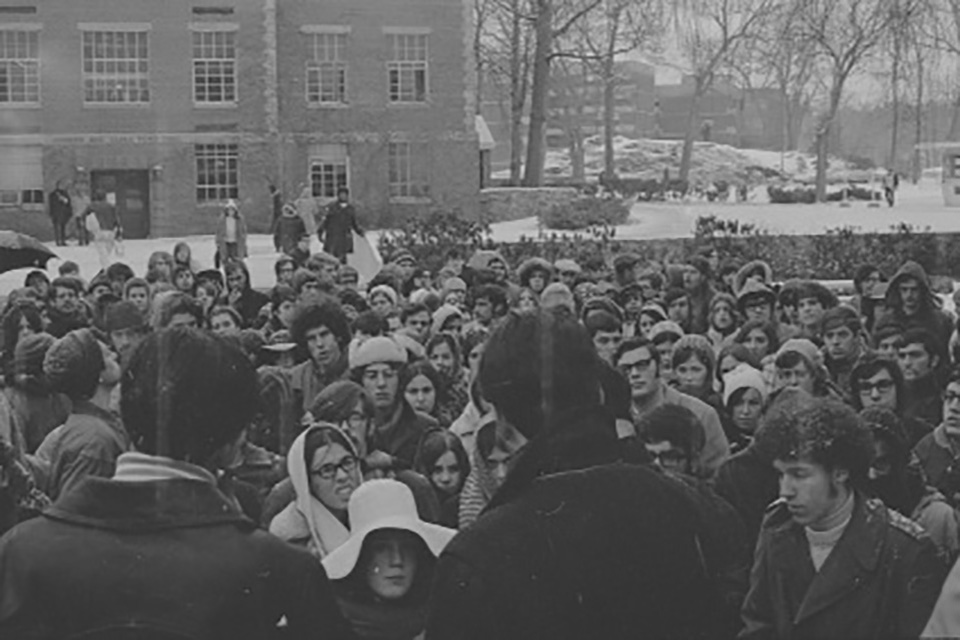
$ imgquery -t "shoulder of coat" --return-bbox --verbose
[872,498,926,541]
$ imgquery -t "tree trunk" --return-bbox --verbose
[889,34,901,170]
[570,128,585,181]
[815,124,830,202]
[602,55,616,182]
[948,92,960,142]
[913,53,924,183]
[679,84,704,187]
[815,81,844,202]
[523,0,553,186]
[508,0,525,185]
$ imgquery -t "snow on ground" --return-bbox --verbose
[1,181,955,298]
[486,181,955,242]
[495,136,854,184]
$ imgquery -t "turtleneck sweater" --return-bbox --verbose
[804,490,855,572]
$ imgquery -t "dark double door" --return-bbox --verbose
[90,170,150,239]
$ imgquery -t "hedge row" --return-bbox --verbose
[378,213,960,281]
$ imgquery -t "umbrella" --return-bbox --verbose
[0,231,58,275]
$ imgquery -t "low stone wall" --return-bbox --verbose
[479,187,579,224]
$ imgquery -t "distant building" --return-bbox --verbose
[0,0,479,238]
[545,59,657,149]
[653,76,786,151]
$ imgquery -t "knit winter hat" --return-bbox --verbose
[672,334,716,373]
[350,336,408,370]
[722,363,768,407]
[105,300,146,333]
[14,332,55,378]
[540,282,576,313]
[368,284,399,307]
[775,338,823,369]
[43,328,104,398]
[648,320,684,343]
[431,304,464,335]
[554,259,582,275]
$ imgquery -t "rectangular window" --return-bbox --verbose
[309,144,348,199]
[0,29,39,104]
[192,30,236,104]
[388,141,429,198]
[195,143,238,202]
[0,145,42,208]
[82,30,149,104]
[387,34,427,103]
[306,33,346,105]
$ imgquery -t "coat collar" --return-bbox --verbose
[769,493,885,625]
[43,476,252,533]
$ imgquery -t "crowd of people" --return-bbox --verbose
[5,214,960,638]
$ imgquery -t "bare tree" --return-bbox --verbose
[879,0,925,170]
[671,0,778,186]
[754,1,818,159]
[796,0,899,201]
[561,0,664,181]
[522,0,604,186]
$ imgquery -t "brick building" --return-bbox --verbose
[0,0,479,239]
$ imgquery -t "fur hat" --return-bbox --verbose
[43,328,104,399]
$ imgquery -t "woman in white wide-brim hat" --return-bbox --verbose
[322,479,456,640]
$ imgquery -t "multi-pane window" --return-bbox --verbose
[195,143,238,202]
[388,34,427,103]
[82,30,150,104]
[306,33,346,104]
[388,142,429,198]
[0,145,43,207]
[192,30,236,104]
[310,144,349,198]
[0,29,39,104]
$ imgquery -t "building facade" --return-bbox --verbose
[0,0,479,239]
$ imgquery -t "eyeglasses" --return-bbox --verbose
[310,455,358,480]
[858,379,895,396]
[619,358,654,374]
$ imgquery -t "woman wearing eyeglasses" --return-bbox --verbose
[269,423,363,559]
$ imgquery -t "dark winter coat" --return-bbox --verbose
[740,494,942,640]
[44,306,89,339]
[47,188,72,222]
[369,402,438,471]
[32,401,129,501]
[914,424,960,506]
[714,442,780,553]
[275,213,306,255]
[0,476,355,640]
[322,202,362,259]
[903,370,943,428]
[882,260,953,352]
[425,406,745,640]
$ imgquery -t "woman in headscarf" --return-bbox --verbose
[426,333,469,417]
[321,479,455,640]
[268,424,363,559]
